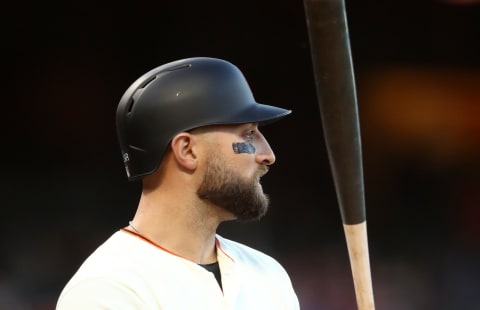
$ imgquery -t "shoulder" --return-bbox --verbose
[60,230,177,281]
[216,234,286,272]
[57,230,165,307]
[216,235,300,309]
[56,276,145,309]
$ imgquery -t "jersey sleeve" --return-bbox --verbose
[56,277,146,310]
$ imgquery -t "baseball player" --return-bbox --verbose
[56,57,300,309]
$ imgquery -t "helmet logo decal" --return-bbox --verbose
[122,153,131,177]
[232,142,256,154]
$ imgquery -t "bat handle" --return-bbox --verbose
[343,222,375,309]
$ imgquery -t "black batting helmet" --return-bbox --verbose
[116,57,291,181]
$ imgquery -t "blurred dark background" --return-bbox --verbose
[2,0,479,309]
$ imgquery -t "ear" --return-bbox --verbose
[170,132,197,171]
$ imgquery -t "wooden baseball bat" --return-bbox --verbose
[303,0,375,309]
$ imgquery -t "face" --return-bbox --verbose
[196,123,275,221]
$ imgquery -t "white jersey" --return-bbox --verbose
[56,229,299,309]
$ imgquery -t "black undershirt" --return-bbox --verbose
[199,262,222,290]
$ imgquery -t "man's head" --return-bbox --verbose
[116,57,291,181]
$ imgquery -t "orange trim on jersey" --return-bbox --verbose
[215,238,235,262]
[121,228,191,261]
[121,228,231,263]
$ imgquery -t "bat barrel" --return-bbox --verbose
[303,0,365,225]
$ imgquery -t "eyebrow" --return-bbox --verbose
[240,122,258,129]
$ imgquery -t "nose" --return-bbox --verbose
[255,133,276,165]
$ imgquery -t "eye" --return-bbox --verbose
[245,130,255,141]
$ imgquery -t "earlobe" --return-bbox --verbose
[171,133,197,171]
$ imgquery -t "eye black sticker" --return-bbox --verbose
[232,142,256,154]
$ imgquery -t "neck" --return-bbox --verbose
[129,188,220,264]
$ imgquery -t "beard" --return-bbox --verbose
[196,152,270,222]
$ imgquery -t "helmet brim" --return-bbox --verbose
[216,102,292,126]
